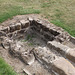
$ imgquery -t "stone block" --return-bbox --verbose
[9,25,16,32]
[20,20,30,29]
[52,57,75,75]
[66,49,75,63]
[47,41,69,54]
[21,52,35,65]
[15,23,21,30]
[0,31,6,36]
[1,27,9,33]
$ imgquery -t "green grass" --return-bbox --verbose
[0,6,40,23]
[0,57,17,75]
[0,0,75,74]
[0,0,75,37]
[51,19,75,37]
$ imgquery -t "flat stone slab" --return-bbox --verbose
[47,41,75,63]
[66,49,75,63]
[33,47,75,75]
[23,60,52,75]
[47,41,69,54]
[52,57,75,75]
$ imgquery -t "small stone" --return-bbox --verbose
[23,68,32,75]
[70,36,75,44]
[66,49,75,63]
[20,20,30,29]
[15,23,21,30]
[0,31,6,36]
[1,27,9,33]
[28,17,33,22]
[10,25,15,32]
[21,53,35,65]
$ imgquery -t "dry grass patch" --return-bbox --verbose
[0,0,75,35]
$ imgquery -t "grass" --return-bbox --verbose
[0,0,75,36]
[51,19,75,37]
[22,34,36,42]
[22,34,36,46]
[0,0,75,74]
[0,57,17,75]
[0,6,40,23]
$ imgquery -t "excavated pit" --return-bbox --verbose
[0,15,75,75]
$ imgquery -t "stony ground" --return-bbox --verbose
[0,14,75,75]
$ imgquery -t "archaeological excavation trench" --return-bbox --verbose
[0,15,75,75]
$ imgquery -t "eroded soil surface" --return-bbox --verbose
[0,14,75,75]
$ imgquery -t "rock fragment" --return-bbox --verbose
[21,52,35,65]
[20,20,30,29]
[10,25,16,32]
[47,41,75,63]
[52,57,75,75]
[66,49,75,63]
[15,23,21,30]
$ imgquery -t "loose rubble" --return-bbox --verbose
[0,15,75,75]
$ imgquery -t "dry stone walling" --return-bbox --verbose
[0,15,75,75]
